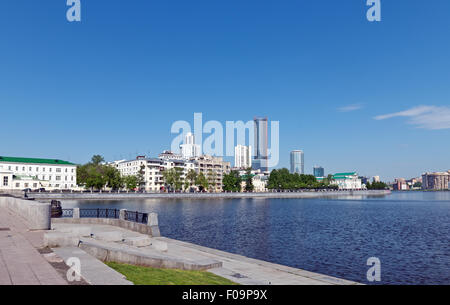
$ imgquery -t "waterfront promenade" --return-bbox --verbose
[0,206,67,285]
[29,189,390,200]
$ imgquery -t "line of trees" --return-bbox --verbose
[366,181,388,190]
[77,155,141,191]
[267,168,337,190]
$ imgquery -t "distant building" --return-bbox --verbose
[359,176,370,185]
[393,178,408,191]
[253,117,268,172]
[158,150,183,160]
[318,172,361,190]
[0,156,77,191]
[234,145,252,169]
[422,171,450,190]
[180,132,201,159]
[290,150,304,174]
[372,176,380,183]
[313,166,324,178]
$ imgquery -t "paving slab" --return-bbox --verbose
[0,206,67,285]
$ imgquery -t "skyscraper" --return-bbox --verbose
[290,150,304,174]
[180,132,201,159]
[313,166,324,178]
[253,117,268,172]
[234,145,252,169]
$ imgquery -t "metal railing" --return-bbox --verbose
[59,208,148,224]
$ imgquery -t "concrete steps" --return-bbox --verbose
[52,247,133,285]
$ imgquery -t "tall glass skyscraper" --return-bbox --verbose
[313,166,325,178]
[253,117,268,172]
[290,150,304,174]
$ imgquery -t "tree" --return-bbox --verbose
[244,168,254,192]
[185,169,197,191]
[367,181,388,190]
[195,172,209,192]
[104,166,123,190]
[223,170,242,192]
[137,164,146,190]
[267,168,325,190]
[91,155,105,166]
[207,170,218,192]
[413,182,422,188]
[123,175,138,191]
[162,167,184,192]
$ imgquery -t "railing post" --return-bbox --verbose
[73,208,80,219]
[97,208,99,218]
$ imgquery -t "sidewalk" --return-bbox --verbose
[0,206,67,285]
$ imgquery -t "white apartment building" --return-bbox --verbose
[0,156,77,191]
[234,145,252,169]
[180,132,201,159]
[112,154,230,193]
[112,156,196,192]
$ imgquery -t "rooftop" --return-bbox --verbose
[0,156,75,166]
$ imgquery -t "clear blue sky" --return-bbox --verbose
[1,0,449,181]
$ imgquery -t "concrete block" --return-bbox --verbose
[44,232,80,247]
[123,236,151,247]
[73,208,80,219]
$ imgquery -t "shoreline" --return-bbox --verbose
[26,190,391,200]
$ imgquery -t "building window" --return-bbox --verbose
[3,176,8,186]
[56,176,61,181]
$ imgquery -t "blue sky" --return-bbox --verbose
[1,0,449,181]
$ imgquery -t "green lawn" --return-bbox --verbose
[106,262,238,285]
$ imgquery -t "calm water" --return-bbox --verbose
[62,192,450,285]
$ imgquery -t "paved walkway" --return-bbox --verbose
[0,207,67,285]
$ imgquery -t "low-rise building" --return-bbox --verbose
[320,172,362,190]
[393,178,409,191]
[0,156,77,191]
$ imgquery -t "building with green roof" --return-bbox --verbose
[0,156,77,191]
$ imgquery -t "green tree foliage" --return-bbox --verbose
[244,168,254,192]
[123,175,138,191]
[162,167,184,192]
[91,155,105,166]
[267,168,333,190]
[195,172,209,192]
[366,181,388,190]
[207,170,218,192]
[185,169,198,191]
[413,182,422,188]
[223,170,242,192]
[137,165,146,190]
[77,155,123,190]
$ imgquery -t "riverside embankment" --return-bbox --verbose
[29,190,390,200]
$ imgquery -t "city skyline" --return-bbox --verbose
[1,1,450,181]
